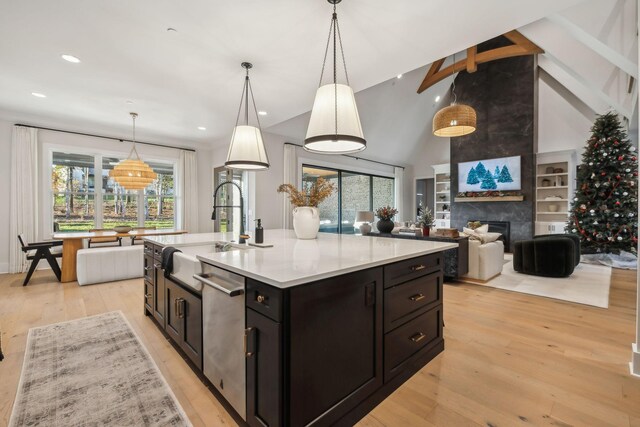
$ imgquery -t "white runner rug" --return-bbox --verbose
[459,255,612,308]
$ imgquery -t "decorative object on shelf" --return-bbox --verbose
[544,195,563,201]
[455,191,524,202]
[278,178,335,239]
[553,167,564,173]
[541,179,551,187]
[374,205,398,234]
[548,204,558,212]
[442,204,449,211]
[567,111,638,254]
[417,207,435,237]
[109,113,157,190]
[113,226,132,233]
[304,0,366,154]
[433,52,476,137]
[355,211,374,235]
[439,194,447,200]
[545,166,555,174]
[225,62,270,170]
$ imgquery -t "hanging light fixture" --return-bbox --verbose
[225,62,270,170]
[304,0,366,154]
[433,52,477,137]
[109,113,157,190]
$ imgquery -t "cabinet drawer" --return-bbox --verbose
[384,272,442,332]
[246,279,283,322]
[143,242,155,257]
[153,245,163,261]
[383,253,442,288]
[144,280,154,312]
[144,255,155,284]
[384,306,442,381]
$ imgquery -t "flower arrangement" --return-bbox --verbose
[417,207,435,228]
[277,177,335,208]
[375,205,398,221]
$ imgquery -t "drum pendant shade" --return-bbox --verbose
[109,113,157,190]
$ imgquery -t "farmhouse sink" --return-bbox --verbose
[171,242,251,291]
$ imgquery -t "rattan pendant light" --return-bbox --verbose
[109,113,157,190]
[433,53,476,137]
[225,62,270,170]
[304,0,366,154]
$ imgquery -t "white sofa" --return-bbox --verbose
[464,239,504,281]
[76,245,144,286]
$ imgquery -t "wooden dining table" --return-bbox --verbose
[52,229,188,283]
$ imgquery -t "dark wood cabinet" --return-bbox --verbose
[143,280,154,312]
[153,264,166,326]
[165,280,203,370]
[246,308,283,427]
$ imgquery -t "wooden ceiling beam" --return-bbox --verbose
[417,30,544,94]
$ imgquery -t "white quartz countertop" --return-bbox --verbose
[145,229,457,289]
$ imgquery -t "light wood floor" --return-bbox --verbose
[0,268,638,427]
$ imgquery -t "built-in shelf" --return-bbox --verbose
[432,163,451,230]
[537,173,569,178]
[538,199,569,202]
[455,196,524,202]
[537,186,568,190]
[538,212,568,215]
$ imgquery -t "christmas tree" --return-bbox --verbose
[494,166,500,179]
[467,167,480,185]
[480,173,497,190]
[567,112,638,254]
[498,165,513,183]
[475,162,487,180]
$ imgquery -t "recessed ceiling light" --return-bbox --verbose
[258,111,268,116]
[31,92,46,98]
[435,95,441,102]
[396,74,403,79]
[61,54,81,63]
[197,126,206,131]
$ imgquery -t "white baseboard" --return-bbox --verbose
[0,262,8,274]
[631,343,640,378]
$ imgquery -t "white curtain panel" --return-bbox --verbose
[394,166,405,222]
[178,150,199,232]
[9,126,39,273]
[282,144,297,229]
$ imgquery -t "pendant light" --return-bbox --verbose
[304,0,366,154]
[109,113,157,190]
[433,53,477,137]
[225,62,270,170]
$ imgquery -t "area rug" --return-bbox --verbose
[459,255,612,308]
[9,311,191,427]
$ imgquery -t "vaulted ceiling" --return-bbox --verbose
[0,0,586,148]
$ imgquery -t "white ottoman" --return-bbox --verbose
[464,240,504,281]
[76,245,144,286]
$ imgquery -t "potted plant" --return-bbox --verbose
[417,207,435,236]
[374,205,398,234]
[278,178,335,239]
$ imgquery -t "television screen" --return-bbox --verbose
[458,155,521,192]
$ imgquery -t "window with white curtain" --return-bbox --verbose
[51,151,176,231]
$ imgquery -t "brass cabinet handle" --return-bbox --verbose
[256,294,266,304]
[410,293,426,302]
[178,299,185,319]
[410,264,426,271]
[174,299,179,317]
[410,332,426,343]
[244,327,254,357]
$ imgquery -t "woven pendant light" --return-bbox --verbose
[225,62,270,170]
[433,104,477,137]
[304,0,366,154]
[433,53,476,137]
[109,113,157,190]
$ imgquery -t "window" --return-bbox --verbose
[51,151,176,232]
[302,165,394,234]
[52,152,96,231]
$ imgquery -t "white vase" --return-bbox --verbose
[293,206,320,239]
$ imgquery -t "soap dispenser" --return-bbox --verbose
[254,219,264,244]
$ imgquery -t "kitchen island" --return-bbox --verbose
[143,229,457,427]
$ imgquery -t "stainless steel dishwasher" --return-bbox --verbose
[194,263,246,420]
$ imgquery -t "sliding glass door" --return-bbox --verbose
[302,165,394,234]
